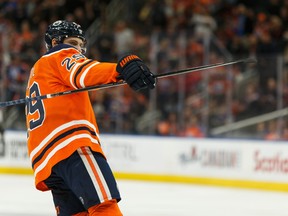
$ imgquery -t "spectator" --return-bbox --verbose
[114,20,135,58]
[5,55,28,102]
[95,24,116,61]
[265,120,281,140]
[182,115,204,138]
[156,112,178,136]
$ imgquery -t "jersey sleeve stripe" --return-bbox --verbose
[79,61,100,88]
[73,59,94,89]
[69,59,92,89]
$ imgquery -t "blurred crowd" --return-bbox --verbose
[1,0,288,140]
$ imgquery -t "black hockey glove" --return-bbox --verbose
[116,54,156,91]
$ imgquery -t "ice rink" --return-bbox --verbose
[1,174,288,216]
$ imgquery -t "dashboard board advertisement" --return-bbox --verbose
[1,131,288,191]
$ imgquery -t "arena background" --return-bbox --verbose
[0,0,288,194]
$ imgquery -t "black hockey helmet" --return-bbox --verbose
[45,20,86,52]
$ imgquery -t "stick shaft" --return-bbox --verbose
[0,57,256,108]
[155,57,255,79]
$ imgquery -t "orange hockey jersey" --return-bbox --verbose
[25,44,119,191]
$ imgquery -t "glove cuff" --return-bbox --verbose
[116,54,142,73]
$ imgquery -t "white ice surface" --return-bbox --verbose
[0,174,288,216]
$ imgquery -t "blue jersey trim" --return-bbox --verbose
[44,44,77,55]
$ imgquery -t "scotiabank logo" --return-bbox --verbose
[254,150,288,173]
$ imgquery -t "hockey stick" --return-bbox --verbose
[0,57,256,108]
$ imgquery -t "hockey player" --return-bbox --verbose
[25,20,156,216]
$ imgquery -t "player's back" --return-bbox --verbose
[25,44,117,190]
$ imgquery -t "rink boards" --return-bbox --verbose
[0,131,288,192]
